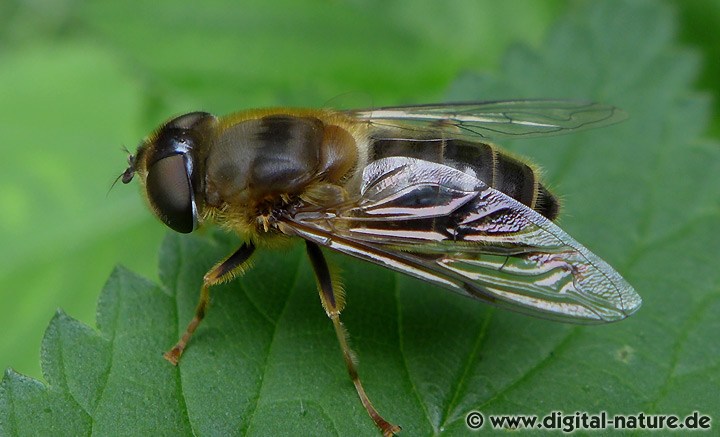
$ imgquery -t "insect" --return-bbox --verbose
[121,100,641,436]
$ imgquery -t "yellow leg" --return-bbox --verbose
[305,241,401,436]
[164,242,256,365]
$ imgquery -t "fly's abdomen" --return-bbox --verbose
[370,138,559,220]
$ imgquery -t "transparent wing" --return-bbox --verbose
[346,100,627,141]
[282,157,641,323]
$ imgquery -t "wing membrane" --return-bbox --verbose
[283,157,641,323]
[347,100,627,141]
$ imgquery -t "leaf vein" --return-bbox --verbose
[90,273,123,435]
[172,239,196,436]
[647,292,720,412]
[4,371,19,437]
[439,308,494,430]
[395,277,435,432]
[56,323,91,419]
[242,249,304,434]
[444,327,579,428]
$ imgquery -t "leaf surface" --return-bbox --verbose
[2,1,719,435]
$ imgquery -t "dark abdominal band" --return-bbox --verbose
[369,137,559,221]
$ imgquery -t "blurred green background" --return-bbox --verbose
[0,0,718,387]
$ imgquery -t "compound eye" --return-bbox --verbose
[146,154,196,233]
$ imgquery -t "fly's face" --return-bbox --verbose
[123,112,218,233]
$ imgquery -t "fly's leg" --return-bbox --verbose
[305,241,401,436]
[164,242,256,365]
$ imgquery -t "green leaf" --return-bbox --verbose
[3,0,719,435]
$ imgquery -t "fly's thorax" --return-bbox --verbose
[204,113,360,213]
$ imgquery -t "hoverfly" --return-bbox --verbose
[121,100,641,436]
